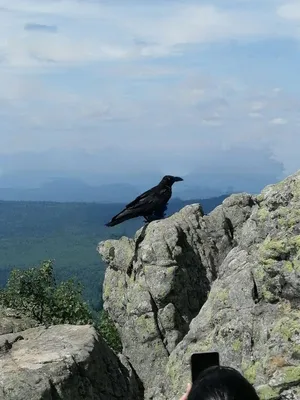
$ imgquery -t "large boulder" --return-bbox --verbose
[98,171,300,400]
[0,324,143,400]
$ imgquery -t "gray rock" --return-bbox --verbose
[0,307,39,335]
[99,170,300,400]
[98,194,254,398]
[0,324,143,400]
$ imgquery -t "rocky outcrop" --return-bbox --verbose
[98,171,300,400]
[0,307,39,335]
[0,324,143,399]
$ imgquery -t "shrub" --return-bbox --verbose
[0,260,92,325]
[97,309,122,353]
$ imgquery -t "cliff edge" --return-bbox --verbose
[98,171,300,400]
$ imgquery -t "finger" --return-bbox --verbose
[179,383,192,400]
[179,394,188,400]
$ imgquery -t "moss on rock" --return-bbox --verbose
[232,338,242,352]
[272,311,300,342]
[242,360,260,384]
[272,366,300,386]
[256,384,280,400]
[214,288,229,304]
[257,207,269,222]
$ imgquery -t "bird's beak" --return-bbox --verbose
[174,176,183,182]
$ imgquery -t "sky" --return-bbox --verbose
[0,0,300,188]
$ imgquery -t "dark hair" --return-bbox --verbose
[187,366,260,400]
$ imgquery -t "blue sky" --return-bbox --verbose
[0,0,300,185]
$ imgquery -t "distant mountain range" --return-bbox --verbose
[0,177,227,203]
[0,179,139,203]
[0,147,285,202]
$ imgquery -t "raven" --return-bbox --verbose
[105,175,183,227]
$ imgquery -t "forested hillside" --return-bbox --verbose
[0,195,228,310]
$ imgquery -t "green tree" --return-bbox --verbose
[0,260,92,325]
[0,260,123,353]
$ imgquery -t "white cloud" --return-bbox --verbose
[251,101,267,111]
[0,0,299,178]
[0,0,106,18]
[249,112,263,118]
[0,31,132,69]
[0,1,135,69]
[269,117,288,125]
[123,5,273,48]
[201,117,223,127]
[0,0,299,70]
[0,69,140,133]
[277,3,300,21]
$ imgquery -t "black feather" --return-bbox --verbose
[105,175,183,227]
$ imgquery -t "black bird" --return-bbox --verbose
[105,175,183,227]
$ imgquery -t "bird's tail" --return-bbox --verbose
[105,208,138,227]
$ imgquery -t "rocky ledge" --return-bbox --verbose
[98,170,300,400]
[0,321,143,399]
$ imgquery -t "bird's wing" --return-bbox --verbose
[106,186,171,227]
[125,185,159,209]
[127,186,171,213]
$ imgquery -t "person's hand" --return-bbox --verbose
[179,383,192,400]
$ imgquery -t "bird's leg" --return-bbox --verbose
[143,203,169,224]
[144,214,158,223]
[143,215,151,223]
[145,212,164,223]
[152,204,168,220]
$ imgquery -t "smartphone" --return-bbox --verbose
[191,352,220,382]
